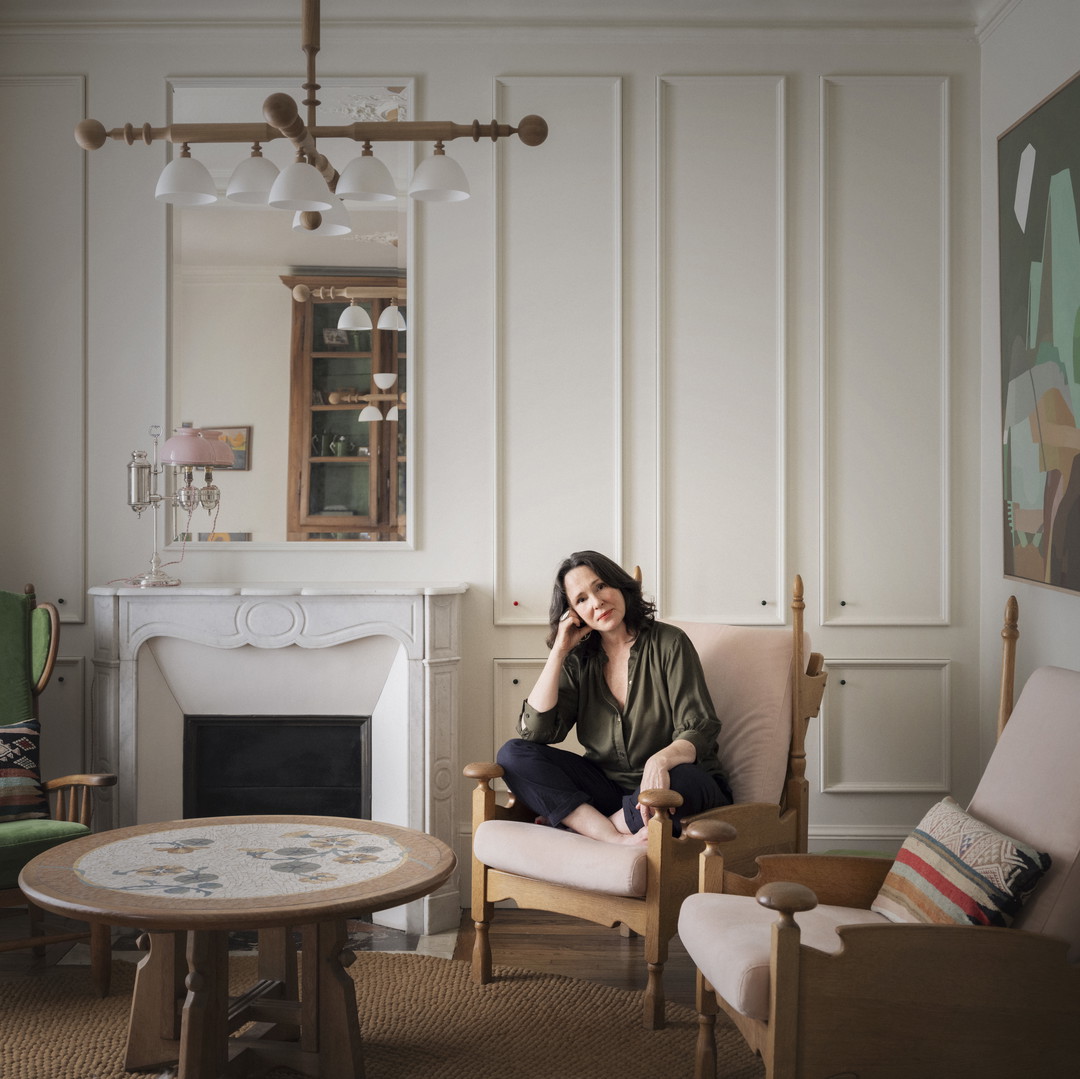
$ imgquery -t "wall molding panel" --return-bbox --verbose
[493,76,623,625]
[821,658,951,793]
[0,76,86,620]
[657,75,787,622]
[819,75,951,627]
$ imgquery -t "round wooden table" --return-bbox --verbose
[19,814,456,1079]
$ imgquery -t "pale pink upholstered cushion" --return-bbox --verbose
[678,892,886,1020]
[670,623,801,805]
[474,819,649,896]
[967,666,1080,959]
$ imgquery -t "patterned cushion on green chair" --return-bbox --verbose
[0,818,89,890]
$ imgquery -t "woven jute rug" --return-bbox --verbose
[0,952,765,1079]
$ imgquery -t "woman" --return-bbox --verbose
[497,551,732,846]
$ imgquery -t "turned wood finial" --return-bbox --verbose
[997,595,1020,740]
[515,114,549,146]
[263,92,300,132]
[75,118,107,150]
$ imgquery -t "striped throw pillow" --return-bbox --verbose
[0,719,48,822]
[871,796,1050,927]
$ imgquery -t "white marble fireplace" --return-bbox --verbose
[88,582,466,935]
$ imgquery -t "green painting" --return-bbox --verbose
[999,70,1080,592]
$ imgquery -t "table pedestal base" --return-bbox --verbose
[125,921,364,1079]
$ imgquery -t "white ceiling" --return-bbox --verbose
[0,0,1011,31]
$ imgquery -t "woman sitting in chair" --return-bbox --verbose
[497,551,733,846]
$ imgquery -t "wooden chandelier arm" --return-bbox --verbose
[75,107,548,154]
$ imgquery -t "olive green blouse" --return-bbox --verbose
[517,621,724,791]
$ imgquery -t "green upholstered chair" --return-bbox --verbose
[0,584,116,995]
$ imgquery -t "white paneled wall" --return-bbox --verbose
[821,76,951,627]
[494,76,623,624]
[658,75,787,621]
[0,77,86,620]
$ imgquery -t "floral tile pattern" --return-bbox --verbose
[73,823,409,899]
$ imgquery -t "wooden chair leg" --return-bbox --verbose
[471,916,492,983]
[644,961,666,1029]
[695,974,719,1079]
[90,922,111,997]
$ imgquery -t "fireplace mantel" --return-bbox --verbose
[88,582,466,935]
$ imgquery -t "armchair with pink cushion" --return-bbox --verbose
[464,574,827,1028]
[678,596,1080,1078]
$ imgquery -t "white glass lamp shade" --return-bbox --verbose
[357,405,383,422]
[338,302,373,331]
[336,153,397,202]
[226,154,280,204]
[198,430,236,468]
[160,427,217,467]
[372,372,398,390]
[384,406,400,421]
[155,155,217,206]
[376,304,407,331]
[268,160,333,211]
[408,151,470,202]
[292,196,352,236]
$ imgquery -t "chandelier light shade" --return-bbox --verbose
[338,300,373,331]
[293,196,352,236]
[408,145,470,202]
[73,1,547,231]
[336,148,398,202]
[154,145,217,206]
[226,150,281,204]
[268,158,334,211]
[376,302,407,331]
[372,372,398,390]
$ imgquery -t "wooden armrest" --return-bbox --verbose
[684,818,738,845]
[727,853,893,908]
[43,773,118,789]
[464,761,504,783]
[638,788,683,811]
[756,880,818,918]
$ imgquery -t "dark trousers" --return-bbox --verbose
[496,738,733,835]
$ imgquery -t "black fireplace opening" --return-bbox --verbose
[183,715,372,819]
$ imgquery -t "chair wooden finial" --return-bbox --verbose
[997,595,1019,740]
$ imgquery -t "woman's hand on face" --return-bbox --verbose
[554,609,590,653]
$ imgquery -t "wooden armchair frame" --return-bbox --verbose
[0,585,117,996]
[684,595,1080,1078]
[464,575,827,1028]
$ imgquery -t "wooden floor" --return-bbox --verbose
[454,907,698,1009]
[3,906,697,1010]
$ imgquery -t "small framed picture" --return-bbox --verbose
[211,426,251,470]
[322,328,349,349]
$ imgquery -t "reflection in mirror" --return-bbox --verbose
[167,79,413,545]
[283,273,407,541]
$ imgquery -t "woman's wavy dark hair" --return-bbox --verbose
[545,550,656,651]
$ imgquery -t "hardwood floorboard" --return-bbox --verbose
[455,907,697,1010]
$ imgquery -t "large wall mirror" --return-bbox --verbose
[166,78,414,546]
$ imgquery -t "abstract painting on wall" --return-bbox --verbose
[999,70,1080,593]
